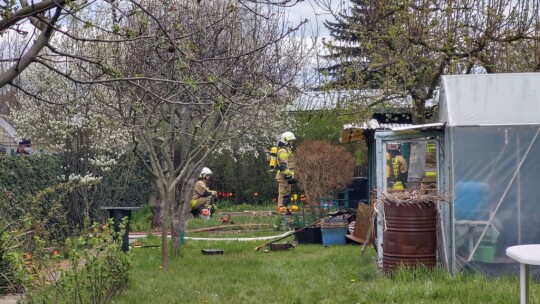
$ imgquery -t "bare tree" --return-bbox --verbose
[113,1,306,268]
[0,0,305,89]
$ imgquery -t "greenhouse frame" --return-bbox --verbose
[373,73,540,276]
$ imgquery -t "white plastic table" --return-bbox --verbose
[506,245,540,304]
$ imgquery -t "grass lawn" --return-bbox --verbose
[117,206,538,304]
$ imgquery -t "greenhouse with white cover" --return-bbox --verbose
[371,73,540,276]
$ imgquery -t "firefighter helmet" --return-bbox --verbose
[199,167,213,178]
[280,131,296,143]
[387,143,400,151]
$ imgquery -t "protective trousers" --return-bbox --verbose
[277,178,291,207]
[191,196,214,210]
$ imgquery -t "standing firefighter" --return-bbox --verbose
[386,144,408,190]
[190,167,217,218]
[275,131,297,214]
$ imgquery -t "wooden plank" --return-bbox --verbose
[353,203,374,242]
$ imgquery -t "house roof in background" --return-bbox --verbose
[285,90,412,112]
[344,118,414,131]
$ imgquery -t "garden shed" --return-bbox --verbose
[373,72,540,277]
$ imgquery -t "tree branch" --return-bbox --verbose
[0,0,67,31]
[0,7,62,88]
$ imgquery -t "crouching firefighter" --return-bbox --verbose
[190,167,217,218]
[275,131,297,215]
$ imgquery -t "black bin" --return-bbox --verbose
[348,177,369,209]
[101,207,140,252]
[294,227,322,244]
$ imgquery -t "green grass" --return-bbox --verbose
[114,241,535,304]
[130,205,154,232]
[116,206,540,304]
[185,210,279,238]
[131,203,294,238]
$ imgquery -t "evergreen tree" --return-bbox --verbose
[320,0,380,89]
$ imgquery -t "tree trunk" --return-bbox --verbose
[170,204,181,255]
[170,207,189,255]
[170,185,191,254]
[160,189,176,269]
[151,191,162,229]
[152,205,162,229]
[412,98,426,124]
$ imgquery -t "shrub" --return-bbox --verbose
[0,218,33,295]
[24,220,132,304]
[0,153,152,242]
[295,141,355,204]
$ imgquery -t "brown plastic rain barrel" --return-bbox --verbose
[383,202,437,273]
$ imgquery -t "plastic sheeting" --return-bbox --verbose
[440,73,540,127]
[450,125,540,275]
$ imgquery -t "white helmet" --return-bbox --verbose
[280,131,296,143]
[199,167,213,178]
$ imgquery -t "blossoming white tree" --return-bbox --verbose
[7,64,131,228]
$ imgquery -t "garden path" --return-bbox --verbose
[0,294,21,304]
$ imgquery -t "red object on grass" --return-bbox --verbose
[220,214,232,223]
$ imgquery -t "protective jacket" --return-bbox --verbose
[386,152,408,187]
[275,145,295,181]
[275,143,296,208]
[191,179,214,209]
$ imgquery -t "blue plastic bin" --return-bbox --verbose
[455,181,490,221]
[321,226,347,245]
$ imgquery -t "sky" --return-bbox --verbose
[282,1,350,88]
[284,0,348,38]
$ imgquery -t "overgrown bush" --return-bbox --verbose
[0,153,152,243]
[295,140,355,204]
[24,220,132,304]
[0,154,64,214]
[0,218,33,295]
[1,173,90,244]
[0,154,80,242]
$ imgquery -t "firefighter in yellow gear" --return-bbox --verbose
[190,167,217,217]
[275,131,297,211]
[386,144,408,190]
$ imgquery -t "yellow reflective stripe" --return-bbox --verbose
[392,158,400,176]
